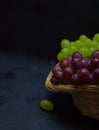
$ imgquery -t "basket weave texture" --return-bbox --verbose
[45,71,99,120]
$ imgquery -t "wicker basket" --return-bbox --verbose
[45,70,99,120]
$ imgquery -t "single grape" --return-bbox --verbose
[80,59,92,71]
[71,73,81,85]
[91,50,99,59]
[52,65,64,82]
[57,52,64,61]
[86,73,95,85]
[69,46,77,55]
[78,39,87,48]
[51,75,59,84]
[60,59,70,69]
[66,56,72,63]
[79,34,88,41]
[52,65,60,75]
[61,39,70,48]
[93,68,99,80]
[71,57,81,69]
[63,67,74,78]
[72,52,83,59]
[90,58,99,69]
[53,70,64,82]
[57,52,63,61]
[69,41,76,48]
[91,41,98,49]
[85,38,93,48]
[78,68,90,81]
[79,47,89,58]
[97,44,99,50]
[40,99,54,111]
[93,33,99,43]
[88,48,95,57]
[61,48,69,58]
[75,40,82,49]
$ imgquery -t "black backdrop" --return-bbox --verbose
[0,0,99,58]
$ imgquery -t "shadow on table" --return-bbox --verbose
[45,92,99,129]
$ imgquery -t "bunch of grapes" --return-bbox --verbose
[51,51,99,85]
[57,33,99,61]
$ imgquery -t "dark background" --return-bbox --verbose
[0,1,99,130]
[0,0,99,59]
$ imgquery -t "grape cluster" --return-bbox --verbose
[51,51,99,85]
[57,33,99,61]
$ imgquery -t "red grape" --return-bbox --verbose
[86,73,95,84]
[71,58,81,69]
[51,49,99,85]
[72,52,83,59]
[78,68,90,80]
[80,59,92,71]
[63,67,74,78]
[71,73,81,85]
[93,68,99,80]
[60,59,70,69]
[66,56,72,63]
[52,65,60,75]
[90,58,99,69]
[54,70,64,82]
[50,76,59,84]
[91,50,99,58]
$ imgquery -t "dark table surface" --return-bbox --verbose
[0,52,99,130]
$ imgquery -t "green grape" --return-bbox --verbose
[69,46,77,55]
[75,40,82,49]
[97,44,99,50]
[75,40,81,44]
[93,33,99,43]
[57,33,99,60]
[81,41,87,48]
[61,48,69,57]
[69,41,76,48]
[86,38,93,48]
[88,48,95,57]
[57,52,63,61]
[79,47,89,57]
[61,39,70,48]
[91,41,98,49]
[79,34,88,42]
[40,99,54,111]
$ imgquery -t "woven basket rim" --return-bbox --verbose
[45,71,99,93]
